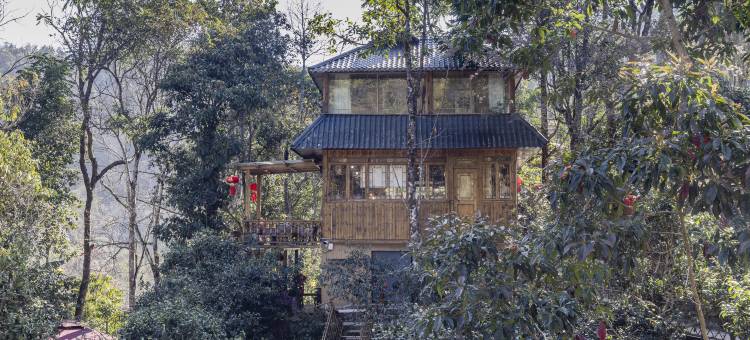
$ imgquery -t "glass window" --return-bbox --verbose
[429,165,446,199]
[368,165,388,199]
[379,77,407,114]
[498,163,512,198]
[457,173,475,200]
[472,75,490,113]
[350,165,365,199]
[484,162,512,199]
[388,165,407,199]
[484,163,497,199]
[433,73,505,113]
[351,75,378,113]
[328,164,346,200]
[488,73,505,113]
[329,74,351,113]
[434,77,471,113]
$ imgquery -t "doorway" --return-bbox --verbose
[453,168,477,218]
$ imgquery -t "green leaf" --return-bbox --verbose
[705,185,718,204]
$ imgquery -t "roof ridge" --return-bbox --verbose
[308,42,373,71]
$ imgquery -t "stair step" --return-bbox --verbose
[341,337,361,340]
[342,322,363,327]
[337,308,365,313]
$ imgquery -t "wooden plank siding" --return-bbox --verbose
[321,149,518,241]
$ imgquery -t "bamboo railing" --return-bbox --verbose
[241,219,321,247]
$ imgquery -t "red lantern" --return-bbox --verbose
[597,320,607,340]
[249,182,258,203]
[516,176,523,193]
[623,194,638,216]
[225,175,240,196]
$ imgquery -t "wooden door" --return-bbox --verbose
[454,168,477,218]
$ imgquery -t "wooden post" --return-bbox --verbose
[322,74,329,113]
[256,174,263,220]
[425,72,433,114]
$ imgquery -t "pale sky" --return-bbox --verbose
[0,0,363,62]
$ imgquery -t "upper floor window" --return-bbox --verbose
[433,72,505,114]
[328,72,505,114]
[329,74,407,114]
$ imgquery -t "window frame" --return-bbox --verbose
[482,157,514,201]
[326,160,448,201]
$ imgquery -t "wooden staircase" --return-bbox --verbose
[322,305,368,340]
[338,308,366,340]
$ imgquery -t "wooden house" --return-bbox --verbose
[232,39,546,303]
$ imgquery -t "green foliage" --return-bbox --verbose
[0,131,76,339]
[719,274,750,337]
[552,57,750,262]
[321,250,375,306]
[13,55,77,201]
[408,215,579,338]
[80,274,125,335]
[122,232,325,339]
[144,0,290,241]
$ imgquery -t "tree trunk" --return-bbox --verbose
[74,100,93,320]
[127,151,141,309]
[605,100,617,146]
[75,185,93,320]
[539,69,549,182]
[570,23,589,152]
[679,207,709,340]
[283,146,292,217]
[152,177,163,286]
[658,0,690,63]
[659,0,706,337]
[403,0,420,243]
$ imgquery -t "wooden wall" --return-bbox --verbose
[322,149,518,242]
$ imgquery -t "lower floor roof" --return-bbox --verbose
[291,114,547,159]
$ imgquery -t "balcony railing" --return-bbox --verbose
[240,220,321,247]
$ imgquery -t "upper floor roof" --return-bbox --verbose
[308,38,510,74]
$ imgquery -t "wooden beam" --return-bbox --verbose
[231,159,319,174]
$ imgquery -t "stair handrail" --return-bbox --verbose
[321,303,342,340]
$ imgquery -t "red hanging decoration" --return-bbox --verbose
[225,175,240,196]
[249,182,258,203]
[623,194,638,216]
[597,320,607,340]
[516,176,523,193]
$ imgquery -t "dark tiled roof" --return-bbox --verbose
[308,39,509,73]
[291,114,547,158]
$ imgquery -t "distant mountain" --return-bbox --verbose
[0,43,56,75]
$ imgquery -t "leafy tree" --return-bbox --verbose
[79,274,125,335]
[0,131,76,339]
[144,0,289,240]
[550,57,750,339]
[121,232,324,339]
[407,215,580,338]
[11,55,77,201]
[40,0,154,319]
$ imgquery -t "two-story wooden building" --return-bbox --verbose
[233,39,546,302]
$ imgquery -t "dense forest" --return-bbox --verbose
[1,0,749,339]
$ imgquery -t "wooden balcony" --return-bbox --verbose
[240,219,321,248]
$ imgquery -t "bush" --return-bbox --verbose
[121,232,325,339]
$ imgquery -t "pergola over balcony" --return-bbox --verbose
[231,159,321,248]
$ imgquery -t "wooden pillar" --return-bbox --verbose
[322,74,329,113]
[425,72,433,114]
[256,174,263,220]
